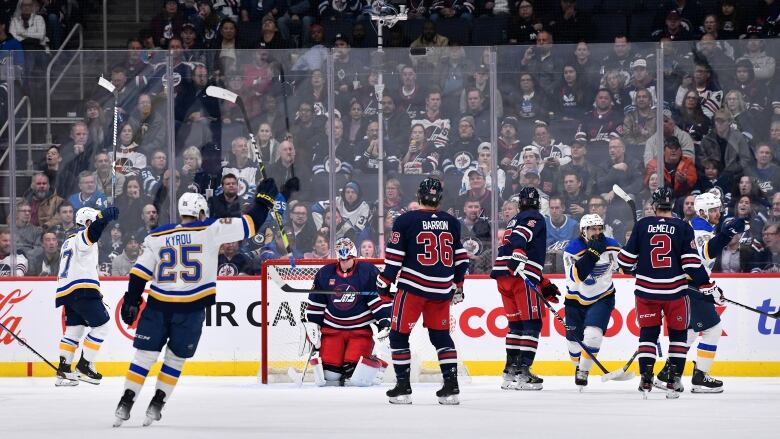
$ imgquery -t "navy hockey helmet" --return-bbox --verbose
[652,187,674,211]
[417,177,443,207]
[516,186,540,210]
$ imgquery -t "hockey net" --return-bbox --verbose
[259,258,470,384]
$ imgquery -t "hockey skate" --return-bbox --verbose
[55,356,79,387]
[75,354,102,385]
[387,378,412,404]
[653,362,684,393]
[501,355,520,390]
[143,389,167,426]
[436,376,460,405]
[638,366,654,399]
[575,367,588,392]
[514,366,543,391]
[113,389,136,427]
[665,365,682,399]
[691,364,724,394]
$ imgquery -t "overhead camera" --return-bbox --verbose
[370,0,407,26]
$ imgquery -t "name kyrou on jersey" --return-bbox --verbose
[164,234,192,246]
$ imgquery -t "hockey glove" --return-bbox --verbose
[700,282,725,305]
[723,217,748,237]
[586,233,607,258]
[256,178,279,209]
[280,177,300,201]
[303,321,321,350]
[539,277,561,304]
[100,206,120,222]
[376,276,393,301]
[507,249,528,278]
[452,283,465,305]
[375,318,391,342]
[120,294,143,326]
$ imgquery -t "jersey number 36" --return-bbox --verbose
[416,231,454,267]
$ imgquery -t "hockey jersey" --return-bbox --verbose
[56,229,101,307]
[0,252,28,277]
[491,209,547,283]
[130,215,256,312]
[618,216,710,300]
[689,216,732,273]
[379,209,469,300]
[563,237,621,305]
[305,261,391,330]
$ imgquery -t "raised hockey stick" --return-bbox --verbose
[0,321,59,372]
[205,86,293,254]
[612,184,638,226]
[268,266,378,295]
[525,280,635,382]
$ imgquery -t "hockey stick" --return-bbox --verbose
[98,75,118,206]
[268,266,378,295]
[205,86,293,254]
[687,286,780,318]
[602,350,638,382]
[525,280,635,381]
[612,184,638,226]
[0,321,58,372]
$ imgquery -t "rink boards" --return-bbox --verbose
[0,275,778,377]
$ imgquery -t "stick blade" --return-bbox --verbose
[205,85,238,103]
[612,184,631,203]
[98,76,116,93]
[601,369,636,382]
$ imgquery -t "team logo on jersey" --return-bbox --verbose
[527,220,536,227]
[218,263,239,276]
[507,219,517,228]
[463,238,482,256]
[332,286,357,310]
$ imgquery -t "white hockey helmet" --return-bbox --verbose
[178,192,209,218]
[335,237,357,260]
[75,207,100,227]
[579,213,604,232]
[694,192,722,216]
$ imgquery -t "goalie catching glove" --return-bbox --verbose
[539,277,561,304]
[700,282,725,305]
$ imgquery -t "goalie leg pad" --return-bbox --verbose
[347,356,384,387]
[310,356,328,387]
[323,364,343,386]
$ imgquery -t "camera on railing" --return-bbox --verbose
[368,0,407,26]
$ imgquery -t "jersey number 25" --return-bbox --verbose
[416,231,454,267]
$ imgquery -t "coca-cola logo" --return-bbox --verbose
[0,289,32,345]
[114,297,146,341]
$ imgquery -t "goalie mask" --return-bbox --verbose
[75,207,100,227]
[335,237,357,260]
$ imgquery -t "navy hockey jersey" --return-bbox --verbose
[306,261,391,330]
[618,216,710,300]
[379,209,469,300]
[491,209,547,283]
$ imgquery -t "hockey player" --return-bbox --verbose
[618,187,721,397]
[55,206,119,386]
[303,237,391,387]
[113,179,278,427]
[655,192,746,393]
[563,214,621,389]
[491,186,561,391]
[377,178,469,405]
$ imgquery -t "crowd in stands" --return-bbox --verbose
[6,0,780,277]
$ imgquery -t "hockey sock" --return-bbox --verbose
[518,320,542,367]
[125,349,159,401]
[506,321,526,366]
[389,330,411,381]
[82,323,110,363]
[668,329,689,375]
[428,329,457,378]
[155,348,186,402]
[567,340,582,367]
[579,326,604,373]
[59,325,85,364]
[638,326,661,372]
[695,322,720,373]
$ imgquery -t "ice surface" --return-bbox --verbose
[0,376,777,439]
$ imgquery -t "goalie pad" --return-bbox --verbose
[346,355,387,387]
[299,322,321,356]
[311,356,341,386]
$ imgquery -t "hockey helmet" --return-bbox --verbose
[651,187,674,210]
[178,192,209,218]
[417,177,444,207]
[694,192,722,216]
[75,207,100,227]
[335,237,357,260]
[516,186,541,211]
[579,214,604,232]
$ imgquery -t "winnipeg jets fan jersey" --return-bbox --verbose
[378,209,469,300]
[491,209,547,283]
[305,261,391,330]
[563,237,621,305]
[56,229,101,307]
[130,215,256,312]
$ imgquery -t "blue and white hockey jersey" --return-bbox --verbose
[305,261,391,330]
[563,237,621,305]
[56,228,101,307]
[689,216,732,273]
[379,209,469,300]
[491,209,547,283]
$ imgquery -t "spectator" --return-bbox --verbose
[50,202,75,242]
[257,15,288,49]
[459,198,491,273]
[713,233,760,273]
[382,178,405,213]
[737,32,776,82]
[755,223,780,272]
[103,66,139,116]
[266,140,300,188]
[546,0,592,44]
[135,203,159,240]
[747,142,780,199]
[580,89,625,165]
[304,231,332,259]
[379,93,412,149]
[559,133,597,196]
[507,0,543,45]
[442,116,480,176]
[212,18,239,75]
[113,122,147,175]
[277,0,316,47]
[510,72,550,129]
[554,63,592,122]
[359,239,377,258]
[726,194,766,241]
[130,93,166,156]
[644,108,695,166]
[409,20,449,69]
[768,192,780,224]
[152,168,180,226]
[114,176,149,235]
[394,65,427,119]
[733,59,768,114]
[256,122,280,164]
[601,68,631,111]
[0,226,28,276]
[68,171,108,211]
[111,234,141,276]
[83,100,108,149]
[354,120,400,174]
[652,8,692,40]
[499,198,520,229]
[694,158,730,196]
[312,117,353,178]
[0,15,24,68]
[313,207,357,243]
[291,23,327,70]
[93,150,125,200]
[27,231,60,276]
[461,142,505,197]
[179,145,203,192]
[287,203,317,256]
[730,175,768,210]
[336,180,371,233]
[597,137,644,201]
[545,196,578,248]
[218,241,250,275]
[561,171,589,220]
[209,173,244,219]
[497,116,522,171]
[698,109,754,181]
[343,99,368,147]
[10,0,46,51]
[623,88,657,154]
[677,89,711,146]
[150,0,185,48]
[23,172,63,229]
[532,122,571,171]
[645,136,697,199]
[457,168,493,212]
[222,137,260,204]
[626,59,658,108]
[411,89,451,151]
[600,35,638,82]
[679,194,697,223]
[289,101,324,157]
[98,223,124,274]
[571,42,601,88]
[401,123,441,174]
[115,37,151,83]
[140,148,168,196]
[637,171,661,210]
[655,0,703,34]
[58,121,95,197]
[430,0,474,23]
[14,200,43,259]
[723,90,759,142]
[460,86,493,140]
[676,60,722,119]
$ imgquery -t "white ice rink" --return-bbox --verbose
[0,376,777,439]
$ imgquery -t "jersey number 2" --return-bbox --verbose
[416,231,454,267]
[650,235,672,269]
